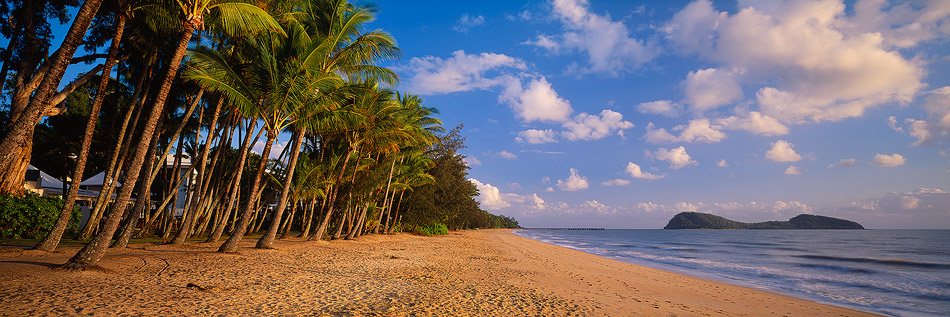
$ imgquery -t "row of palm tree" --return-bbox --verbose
[0,0,484,270]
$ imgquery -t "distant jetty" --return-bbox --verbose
[664,212,864,229]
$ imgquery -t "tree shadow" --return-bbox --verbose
[0,260,61,269]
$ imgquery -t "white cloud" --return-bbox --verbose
[647,146,698,169]
[871,153,906,167]
[828,158,856,168]
[561,110,634,141]
[498,151,517,159]
[847,0,950,48]
[251,138,284,159]
[530,194,546,210]
[784,165,803,175]
[527,0,655,75]
[667,0,925,124]
[766,140,802,163]
[636,100,682,118]
[453,14,486,33]
[469,178,511,210]
[401,50,527,95]
[583,200,609,212]
[602,178,631,186]
[717,159,728,167]
[899,195,920,210]
[643,119,726,144]
[715,111,789,136]
[501,76,574,122]
[626,162,664,180]
[516,129,558,144]
[893,87,950,146]
[556,168,590,191]
[684,68,744,112]
[463,156,482,166]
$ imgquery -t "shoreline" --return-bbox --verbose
[0,230,875,315]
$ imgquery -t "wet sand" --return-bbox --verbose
[0,229,874,316]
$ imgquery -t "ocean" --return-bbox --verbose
[514,229,950,316]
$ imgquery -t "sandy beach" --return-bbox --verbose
[0,230,874,316]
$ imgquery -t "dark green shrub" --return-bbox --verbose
[0,192,81,239]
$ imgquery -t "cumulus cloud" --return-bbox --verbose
[892,87,950,146]
[636,100,682,118]
[647,146,698,169]
[899,195,921,210]
[717,159,728,167]
[516,129,558,144]
[684,68,744,112]
[784,165,803,175]
[469,178,511,210]
[453,14,485,33]
[643,119,726,144]
[666,0,924,124]
[871,153,906,167]
[846,0,950,48]
[828,158,857,168]
[501,76,574,122]
[526,0,655,75]
[602,178,631,186]
[529,194,547,210]
[626,162,664,180]
[715,111,789,136]
[766,140,802,162]
[498,151,517,159]
[556,168,590,191]
[401,50,527,95]
[463,156,482,166]
[562,110,635,141]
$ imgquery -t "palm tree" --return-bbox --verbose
[62,0,281,269]
[256,0,400,249]
[32,0,144,252]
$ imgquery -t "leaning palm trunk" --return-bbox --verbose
[113,125,162,248]
[206,119,260,243]
[0,0,104,195]
[373,158,396,234]
[256,128,305,249]
[78,56,153,239]
[62,25,197,269]
[33,14,127,251]
[309,146,355,241]
[218,132,276,253]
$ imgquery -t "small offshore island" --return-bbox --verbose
[664,212,865,229]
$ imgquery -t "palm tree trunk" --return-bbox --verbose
[112,122,161,248]
[62,25,196,270]
[218,131,276,253]
[388,190,405,234]
[78,47,155,240]
[206,119,259,243]
[0,0,104,195]
[256,128,306,248]
[31,14,127,251]
[309,145,355,241]
[373,158,396,234]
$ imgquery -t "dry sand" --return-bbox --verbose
[0,229,875,316]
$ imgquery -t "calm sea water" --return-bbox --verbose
[513,229,950,316]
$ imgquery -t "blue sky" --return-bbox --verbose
[43,0,950,228]
[361,0,950,229]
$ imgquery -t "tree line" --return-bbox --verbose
[0,0,518,270]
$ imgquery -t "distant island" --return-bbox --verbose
[664,212,864,229]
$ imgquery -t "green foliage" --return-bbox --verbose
[399,125,521,232]
[0,192,81,239]
[412,223,448,236]
[664,212,864,229]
